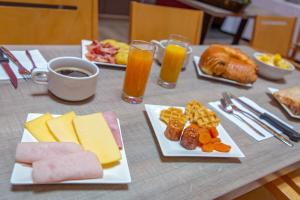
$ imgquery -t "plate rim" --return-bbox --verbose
[10,113,132,185]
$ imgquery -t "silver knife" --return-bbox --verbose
[223,92,293,147]
[230,93,300,142]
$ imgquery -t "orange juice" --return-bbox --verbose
[159,44,187,83]
[123,48,153,98]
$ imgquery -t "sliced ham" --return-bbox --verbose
[32,151,103,183]
[15,142,82,164]
[103,111,123,149]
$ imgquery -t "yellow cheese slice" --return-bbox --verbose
[24,113,56,142]
[73,113,121,165]
[46,112,79,144]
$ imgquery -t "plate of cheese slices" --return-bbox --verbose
[10,112,131,184]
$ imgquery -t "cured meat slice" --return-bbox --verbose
[103,111,123,149]
[32,151,103,183]
[15,142,82,164]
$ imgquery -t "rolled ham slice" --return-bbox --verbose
[103,111,123,149]
[32,151,103,183]
[15,142,82,164]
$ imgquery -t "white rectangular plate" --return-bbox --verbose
[268,87,300,119]
[145,104,245,158]
[10,113,131,185]
[193,56,252,88]
[81,40,126,68]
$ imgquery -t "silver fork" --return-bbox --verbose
[219,98,266,137]
[25,50,37,72]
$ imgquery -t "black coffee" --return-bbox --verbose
[55,67,92,78]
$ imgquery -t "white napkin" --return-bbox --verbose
[209,97,293,141]
[0,50,47,80]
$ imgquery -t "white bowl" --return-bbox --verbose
[253,52,294,80]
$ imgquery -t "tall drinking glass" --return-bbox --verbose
[122,40,155,104]
[158,34,188,88]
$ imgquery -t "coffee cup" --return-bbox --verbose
[151,39,192,70]
[32,57,99,101]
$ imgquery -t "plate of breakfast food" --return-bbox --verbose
[10,112,131,184]
[145,100,245,158]
[81,39,129,68]
[268,86,300,119]
[193,44,257,87]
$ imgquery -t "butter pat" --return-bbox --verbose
[73,113,121,165]
[24,113,56,142]
[47,112,79,144]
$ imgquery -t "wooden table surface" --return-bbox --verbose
[1,45,300,200]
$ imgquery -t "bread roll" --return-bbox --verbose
[199,44,257,84]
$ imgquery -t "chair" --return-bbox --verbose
[264,169,300,200]
[129,2,203,44]
[251,16,297,57]
[0,0,98,44]
[291,28,300,64]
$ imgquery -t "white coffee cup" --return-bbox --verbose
[32,57,99,101]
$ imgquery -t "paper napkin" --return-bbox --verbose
[209,97,293,141]
[0,50,47,80]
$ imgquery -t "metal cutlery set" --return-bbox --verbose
[219,92,300,147]
[0,46,37,89]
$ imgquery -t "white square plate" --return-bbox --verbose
[193,56,252,88]
[81,40,126,68]
[268,87,300,119]
[145,104,245,158]
[10,113,131,185]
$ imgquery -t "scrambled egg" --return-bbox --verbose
[257,53,291,70]
[101,39,129,65]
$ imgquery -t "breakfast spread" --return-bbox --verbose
[85,39,129,65]
[256,53,291,70]
[273,85,300,116]
[199,44,257,84]
[160,100,231,153]
[16,111,123,183]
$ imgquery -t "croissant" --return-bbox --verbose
[199,44,257,84]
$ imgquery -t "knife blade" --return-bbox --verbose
[0,46,30,76]
[230,93,300,142]
[0,50,18,88]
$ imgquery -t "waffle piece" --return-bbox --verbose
[160,107,187,125]
[185,100,205,121]
[185,100,220,128]
[194,108,220,128]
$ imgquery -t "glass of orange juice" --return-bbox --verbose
[158,34,188,88]
[122,40,155,104]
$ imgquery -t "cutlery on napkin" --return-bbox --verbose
[209,97,293,141]
[0,50,47,81]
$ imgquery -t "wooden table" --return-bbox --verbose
[1,45,300,200]
[177,0,277,44]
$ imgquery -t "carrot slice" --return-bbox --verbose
[198,130,212,145]
[209,127,219,138]
[201,143,214,152]
[210,137,221,143]
[213,142,231,153]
